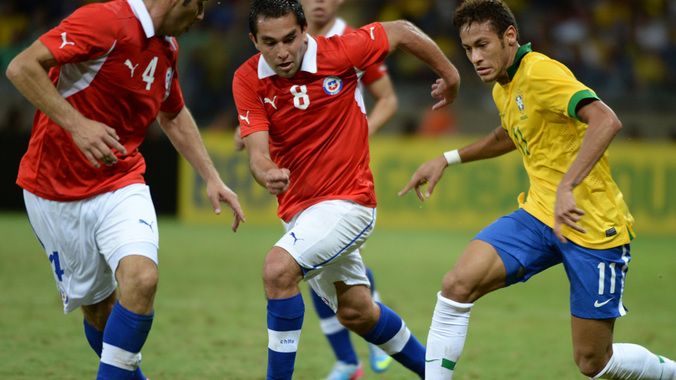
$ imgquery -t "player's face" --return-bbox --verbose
[162,0,206,36]
[250,13,308,78]
[300,0,344,27]
[460,21,517,84]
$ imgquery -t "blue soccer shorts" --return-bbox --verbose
[475,208,630,319]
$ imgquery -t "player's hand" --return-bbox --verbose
[553,185,586,243]
[265,168,290,195]
[69,119,127,168]
[234,126,245,151]
[398,155,447,201]
[431,77,460,110]
[206,179,246,232]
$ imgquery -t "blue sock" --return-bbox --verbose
[98,302,153,380]
[85,319,147,380]
[310,288,358,364]
[363,303,425,378]
[84,318,104,356]
[267,294,305,380]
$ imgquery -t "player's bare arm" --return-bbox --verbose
[234,125,245,151]
[6,40,127,168]
[399,126,515,200]
[158,107,245,231]
[554,99,622,243]
[365,74,397,136]
[244,130,290,195]
[381,20,460,109]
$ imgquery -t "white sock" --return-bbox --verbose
[593,343,676,379]
[425,291,473,380]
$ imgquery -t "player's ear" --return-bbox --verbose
[249,33,259,50]
[503,25,517,47]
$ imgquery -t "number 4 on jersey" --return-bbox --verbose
[142,57,159,90]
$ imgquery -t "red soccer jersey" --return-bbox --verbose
[17,0,184,201]
[233,22,390,222]
[327,18,388,86]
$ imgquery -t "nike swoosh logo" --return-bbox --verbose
[594,298,613,308]
[425,359,440,362]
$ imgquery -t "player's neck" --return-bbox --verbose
[307,19,337,37]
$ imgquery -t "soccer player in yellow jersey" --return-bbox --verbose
[399,0,676,379]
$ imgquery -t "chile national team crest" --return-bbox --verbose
[163,68,174,101]
[323,76,343,95]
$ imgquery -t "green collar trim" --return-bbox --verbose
[506,43,532,80]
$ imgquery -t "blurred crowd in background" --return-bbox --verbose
[1,0,675,138]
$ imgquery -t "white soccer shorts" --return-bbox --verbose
[24,184,159,314]
[275,199,376,312]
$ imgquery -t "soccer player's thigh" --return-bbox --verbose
[474,209,562,287]
[559,242,630,320]
[97,184,159,275]
[23,190,116,314]
[276,200,375,311]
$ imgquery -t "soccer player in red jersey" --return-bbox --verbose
[233,1,459,379]
[299,0,397,378]
[6,0,244,379]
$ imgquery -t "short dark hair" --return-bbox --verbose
[452,0,519,40]
[248,0,307,39]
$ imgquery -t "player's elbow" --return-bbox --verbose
[5,56,24,84]
[609,117,622,135]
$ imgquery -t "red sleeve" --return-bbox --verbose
[232,60,269,138]
[360,61,388,85]
[160,37,185,114]
[336,22,390,72]
[39,4,119,64]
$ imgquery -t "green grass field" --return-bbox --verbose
[1,212,674,379]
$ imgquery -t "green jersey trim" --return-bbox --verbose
[506,43,532,80]
[568,89,600,121]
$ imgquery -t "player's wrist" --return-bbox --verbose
[443,149,461,166]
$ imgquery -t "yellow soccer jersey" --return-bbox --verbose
[492,43,634,249]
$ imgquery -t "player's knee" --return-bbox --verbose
[336,304,374,333]
[262,254,301,292]
[128,268,158,299]
[441,270,476,303]
[574,349,609,377]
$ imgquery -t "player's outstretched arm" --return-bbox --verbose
[158,107,245,232]
[244,130,290,195]
[6,40,126,168]
[381,20,460,109]
[398,126,516,201]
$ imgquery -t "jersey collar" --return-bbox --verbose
[258,35,318,79]
[325,18,347,37]
[127,0,155,38]
[506,42,532,81]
